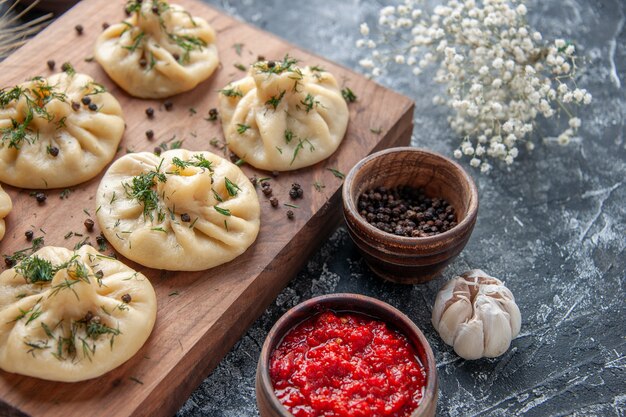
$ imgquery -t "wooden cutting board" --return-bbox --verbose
[0,0,413,416]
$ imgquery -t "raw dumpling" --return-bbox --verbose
[0,245,156,382]
[0,184,11,241]
[95,0,219,98]
[218,57,349,171]
[0,71,125,189]
[96,149,260,271]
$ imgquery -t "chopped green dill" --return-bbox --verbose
[170,154,213,173]
[313,181,325,191]
[84,82,107,96]
[214,206,231,216]
[25,339,49,356]
[3,237,45,268]
[122,31,145,52]
[237,123,251,134]
[151,227,167,233]
[122,164,168,220]
[189,107,197,115]
[327,168,345,179]
[84,56,95,63]
[235,158,245,166]
[254,54,298,75]
[224,177,241,197]
[73,237,89,250]
[341,87,357,103]
[25,305,43,325]
[60,188,72,200]
[64,231,74,239]
[168,33,207,63]
[310,65,326,72]
[299,93,319,113]
[171,140,184,149]
[234,63,246,71]
[284,129,294,143]
[168,291,179,296]
[233,43,244,56]
[212,189,223,202]
[219,87,243,98]
[61,62,75,76]
[224,219,229,231]
[15,255,55,284]
[130,376,144,385]
[284,203,299,208]
[265,90,286,110]
[370,127,382,134]
[41,322,55,338]
[189,217,199,228]
[276,146,283,154]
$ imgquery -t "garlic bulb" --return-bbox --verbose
[432,269,521,360]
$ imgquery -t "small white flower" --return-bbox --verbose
[516,4,528,15]
[568,117,581,129]
[372,67,382,77]
[359,58,374,69]
[565,45,575,55]
[504,155,514,165]
[454,149,463,159]
[360,23,370,36]
[480,162,491,173]
[573,89,584,102]
[355,39,366,48]
[558,131,571,145]
[395,55,406,64]
[380,6,395,16]
[470,157,481,167]
[367,40,376,48]
[583,93,592,104]
[555,39,566,48]
[492,58,503,69]
[533,31,542,41]
[412,67,422,76]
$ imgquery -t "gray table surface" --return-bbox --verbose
[171,0,624,416]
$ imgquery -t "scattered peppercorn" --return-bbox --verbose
[96,234,106,247]
[95,270,104,280]
[81,96,91,105]
[257,55,265,62]
[84,218,95,231]
[267,60,276,68]
[151,4,159,13]
[164,100,173,111]
[357,185,457,237]
[172,52,180,61]
[4,257,14,267]
[229,153,238,163]
[139,58,147,67]
[88,103,98,111]
[75,24,84,35]
[145,129,154,140]
[154,147,162,155]
[286,210,294,220]
[71,101,80,111]
[102,22,109,30]
[260,181,272,196]
[249,175,258,187]
[207,108,218,121]
[25,230,34,241]
[48,146,59,157]
[272,171,280,177]
[121,293,132,303]
[270,197,279,207]
[289,183,304,199]
[47,59,55,70]
[146,107,154,118]
[180,213,191,222]
[35,192,47,204]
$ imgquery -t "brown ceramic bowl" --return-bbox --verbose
[256,293,438,417]
[342,147,478,284]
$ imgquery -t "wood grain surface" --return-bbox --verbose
[0,0,414,416]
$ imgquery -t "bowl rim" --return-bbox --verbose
[257,293,438,417]
[342,146,479,246]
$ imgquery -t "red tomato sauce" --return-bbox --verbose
[269,311,427,417]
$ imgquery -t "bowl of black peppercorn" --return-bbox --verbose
[342,147,478,284]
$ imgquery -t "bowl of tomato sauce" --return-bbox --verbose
[256,293,438,417]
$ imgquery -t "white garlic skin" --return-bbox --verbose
[432,269,521,360]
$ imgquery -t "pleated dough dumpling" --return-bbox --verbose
[218,57,349,171]
[95,0,219,98]
[0,245,157,382]
[0,184,11,241]
[96,149,260,271]
[0,71,125,189]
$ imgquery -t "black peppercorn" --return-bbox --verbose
[102,22,109,30]
[180,213,191,222]
[4,257,14,268]
[164,100,173,111]
[262,187,272,197]
[172,52,180,61]
[146,107,154,118]
[121,293,132,303]
[286,210,294,219]
[249,175,258,187]
[208,108,218,121]
[35,192,47,203]
[83,311,94,322]
[88,103,98,111]
[272,170,279,177]
[95,270,104,280]
[71,101,80,111]
[81,96,91,105]
[151,5,159,13]
[267,61,276,68]
[270,197,278,207]
[96,234,106,247]
[289,188,299,199]
[145,129,154,140]
[48,146,59,157]
[47,59,55,70]
[139,58,147,67]
[75,24,84,35]
[257,55,265,62]
[84,218,95,231]
[25,230,34,241]
[154,147,162,155]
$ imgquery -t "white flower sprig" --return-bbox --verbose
[357,0,591,172]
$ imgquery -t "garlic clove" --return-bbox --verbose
[500,298,522,337]
[475,296,513,358]
[453,318,485,360]
[431,279,457,327]
[438,296,472,345]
